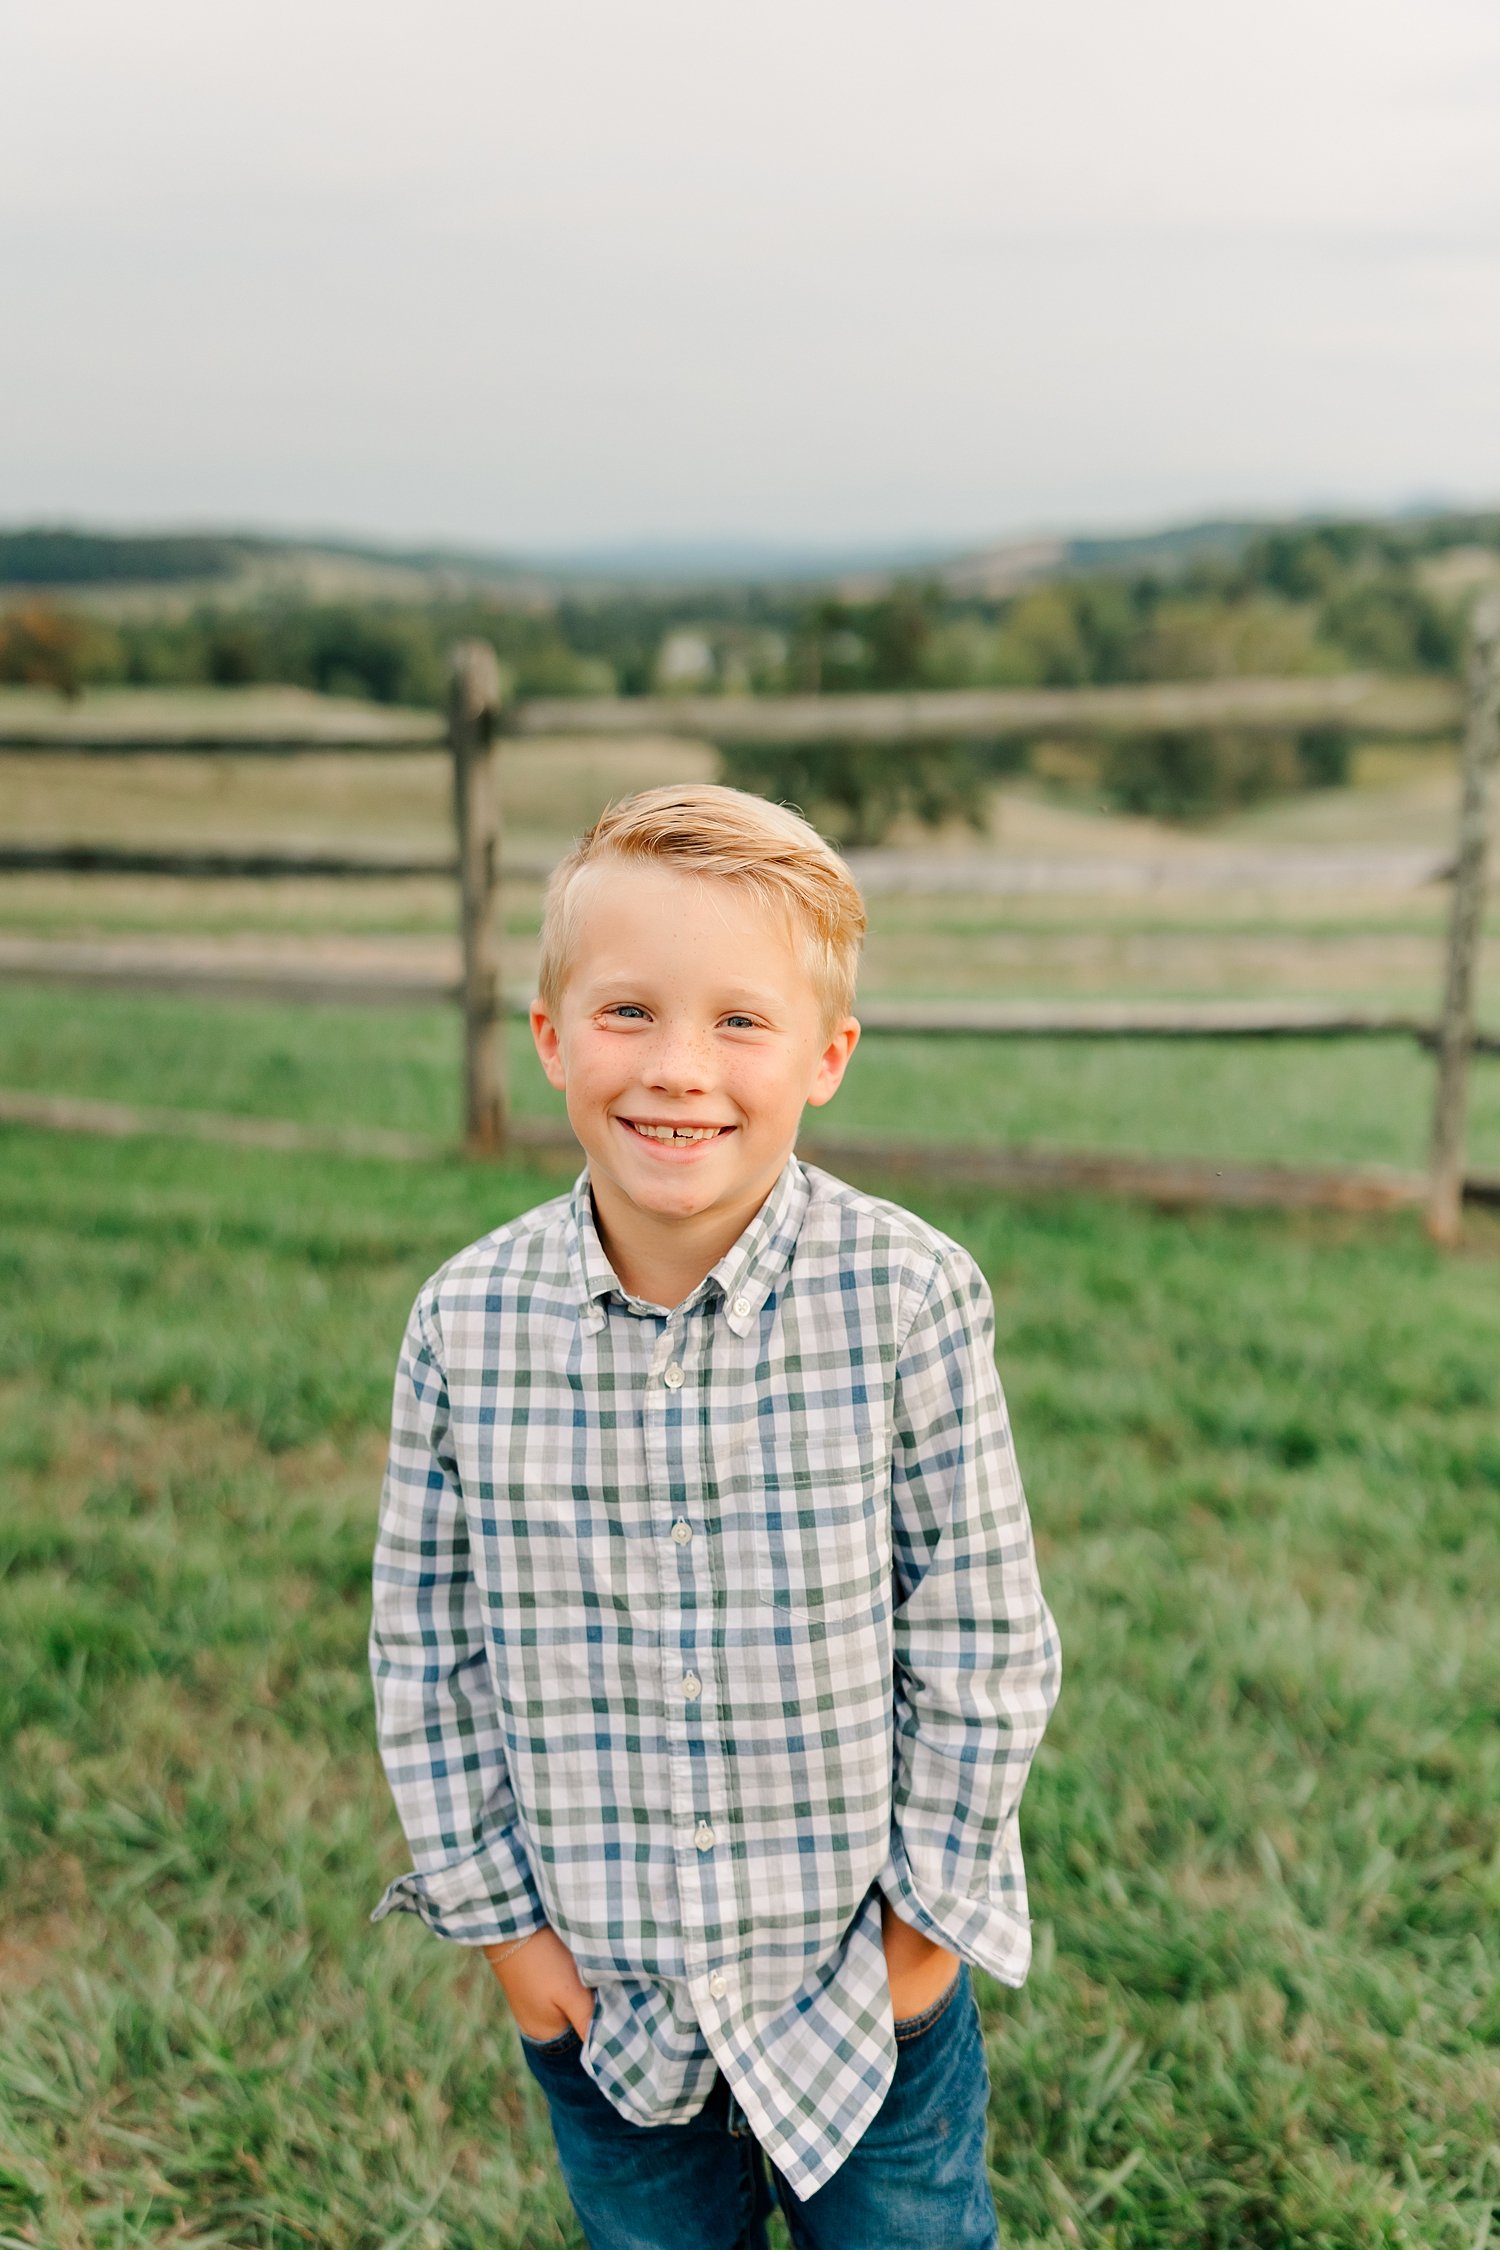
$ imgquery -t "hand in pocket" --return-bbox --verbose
[483,1925,595,2043]
[881,1896,959,2022]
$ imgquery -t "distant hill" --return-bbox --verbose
[2,507,1497,608]
[0,522,958,597]
[0,528,248,585]
[0,528,539,615]
[510,535,960,585]
[1063,518,1266,575]
[0,519,1253,599]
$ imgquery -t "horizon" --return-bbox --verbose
[5,489,1497,581]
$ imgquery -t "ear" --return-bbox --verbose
[530,999,568,1093]
[805,1017,860,1109]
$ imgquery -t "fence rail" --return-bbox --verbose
[2,643,1496,1236]
[506,674,1460,743]
[0,841,1457,895]
[5,1085,1499,1216]
[0,732,444,757]
[0,672,1461,757]
[5,938,1496,1051]
[0,844,458,879]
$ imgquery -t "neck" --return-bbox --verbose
[591,1162,788,1309]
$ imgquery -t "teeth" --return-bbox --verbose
[631,1123,724,1143]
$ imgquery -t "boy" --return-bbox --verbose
[368,785,1061,2248]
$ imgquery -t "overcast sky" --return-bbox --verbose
[3,0,1498,554]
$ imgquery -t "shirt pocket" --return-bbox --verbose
[714,1413,889,1626]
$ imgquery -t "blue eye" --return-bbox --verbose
[722,1014,757,1030]
[606,1005,649,1020]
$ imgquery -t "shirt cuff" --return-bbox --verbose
[877,1836,1034,1988]
[369,1831,548,1947]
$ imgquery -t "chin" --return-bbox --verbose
[637,1179,725,1218]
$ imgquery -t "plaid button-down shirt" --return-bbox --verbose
[368,1156,1061,2199]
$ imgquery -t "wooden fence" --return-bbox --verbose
[2,639,1497,1238]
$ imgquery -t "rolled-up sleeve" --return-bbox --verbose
[877,1247,1062,1984]
[367,1285,546,1947]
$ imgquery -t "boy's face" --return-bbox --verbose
[530,860,859,1278]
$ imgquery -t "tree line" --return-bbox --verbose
[2,513,1492,831]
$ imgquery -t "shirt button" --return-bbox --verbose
[680,1672,702,1701]
[671,1519,693,1545]
[707,1971,728,2000]
[731,1296,751,1318]
[663,1363,685,1389]
[693,1821,716,1852]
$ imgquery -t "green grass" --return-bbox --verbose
[1,1121,1498,2248]
[2,981,1498,1174]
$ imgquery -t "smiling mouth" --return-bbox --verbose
[620,1119,732,1145]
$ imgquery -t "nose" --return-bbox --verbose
[645,1020,713,1096]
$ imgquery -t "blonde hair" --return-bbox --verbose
[537,784,866,1029]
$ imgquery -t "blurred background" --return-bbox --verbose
[3,6,1499,2247]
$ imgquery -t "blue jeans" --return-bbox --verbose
[518,1963,1001,2250]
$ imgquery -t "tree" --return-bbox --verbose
[718,736,994,848]
[0,602,121,698]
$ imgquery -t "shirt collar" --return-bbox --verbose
[565,1155,809,1336]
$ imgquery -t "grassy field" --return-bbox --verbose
[1,985,1498,1178]
[1,1124,1497,2248]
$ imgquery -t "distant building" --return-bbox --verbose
[654,626,788,695]
[655,630,717,689]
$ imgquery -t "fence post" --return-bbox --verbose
[449,641,506,1157]
[1426,594,1500,1246]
